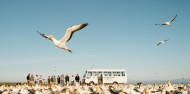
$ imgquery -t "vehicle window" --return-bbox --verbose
[92,72,96,76]
[121,71,125,76]
[103,71,112,76]
[108,72,112,76]
[87,72,92,76]
[113,72,117,76]
[97,72,102,76]
[117,72,121,76]
[104,72,109,76]
[87,71,97,76]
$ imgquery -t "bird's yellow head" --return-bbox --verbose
[48,35,55,40]
[167,80,170,83]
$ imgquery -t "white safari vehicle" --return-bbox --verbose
[83,69,127,84]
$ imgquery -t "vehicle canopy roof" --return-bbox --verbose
[86,69,127,72]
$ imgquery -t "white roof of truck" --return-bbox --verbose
[86,69,126,72]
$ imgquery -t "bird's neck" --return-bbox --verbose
[52,38,59,45]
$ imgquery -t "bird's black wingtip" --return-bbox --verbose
[84,23,88,26]
[37,31,40,33]
[155,24,161,26]
[175,14,177,18]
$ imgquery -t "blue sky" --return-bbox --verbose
[0,0,190,82]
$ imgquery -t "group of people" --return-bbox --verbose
[47,74,80,85]
[26,73,45,85]
[26,73,80,85]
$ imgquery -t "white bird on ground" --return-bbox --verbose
[157,39,169,46]
[37,23,88,52]
[155,14,177,26]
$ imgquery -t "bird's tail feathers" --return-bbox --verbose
[67,49,72,53]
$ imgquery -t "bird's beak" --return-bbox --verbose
[47,36,52,40]
[47,36,50,39]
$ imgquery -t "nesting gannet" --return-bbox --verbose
[166,80,174,92]
[157,39,169,46]
[155,14,177,26]
[37,23,88,52]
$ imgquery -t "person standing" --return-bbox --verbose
[51,76,54,84]
[71,75,74,85]
[60,73,64,85]
[100,74,103,84]
[38,75,43,85]
[98,74,103,85]
[34,74,37,84]
[26,73,30,85]
[65,74,69,85]
[30,74,34,84]
[57,75,60,84]
[75,74,80,83]
[48,76,51,85]
[35,75,39,84]
[53,76,56,84]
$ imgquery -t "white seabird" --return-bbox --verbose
[37,23,88,52]
[157,39,169,46]
[155,14,177,26]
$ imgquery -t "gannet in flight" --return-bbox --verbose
[37,23,88,52]
[157,39,169,46]
[155,14,177,26]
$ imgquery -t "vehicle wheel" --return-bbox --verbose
[89,81,94,85]
[113,81,118,85]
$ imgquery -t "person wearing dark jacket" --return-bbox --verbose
[26,73,30,85]
[65,74,69,85]
[75,74,80,83]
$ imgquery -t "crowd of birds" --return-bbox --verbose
[155,14,177,46]
[0,80,189,94]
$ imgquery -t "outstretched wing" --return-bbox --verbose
[37,31,50,40]
[157,42,161,46]
[169,14,177,23]
[60,23,88,43]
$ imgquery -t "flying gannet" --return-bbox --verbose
[37,23,88,52]
[157,39,169,46]
[155,14,177,26]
